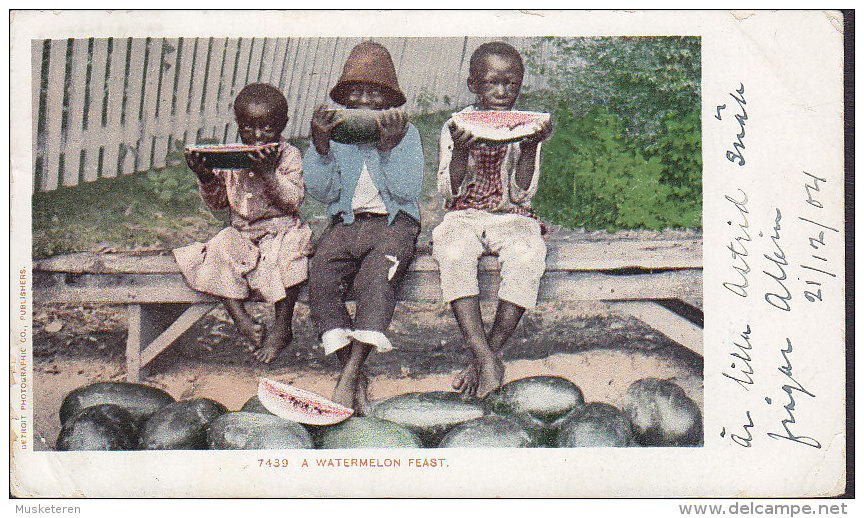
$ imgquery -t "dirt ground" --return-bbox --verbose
[32,299,703,450]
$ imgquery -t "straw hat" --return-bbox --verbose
[330,41,407,107]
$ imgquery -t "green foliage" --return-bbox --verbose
[534,106,700,231]
[523,36,702,230]
[525,36,701,144]
[140,139,210,204]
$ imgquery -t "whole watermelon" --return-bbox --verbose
[56,404,139,451]
[59,381,175,426]
[240,395,272,415]
[484,376,584,445]
[368,391,486,447]
[438,415,537,448]
[207,412,314,450]
[319,417,423,449]
[241,394,331,447]
[622,378,703,446]
[556,402,634,448]
[139,398,228,450]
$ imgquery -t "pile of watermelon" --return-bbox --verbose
[55,375,702,451]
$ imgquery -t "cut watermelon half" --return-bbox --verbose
[257,378,354,426]
[185,143,276,170]
[452,110,550,144]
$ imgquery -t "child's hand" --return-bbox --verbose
[520,119,554,147]
[247,142,281,173]
[448,121,480,150]
[310,104,341,155]
[376,108,408,152]
[184,150,215,182]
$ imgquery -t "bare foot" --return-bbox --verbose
[452,362,479,398]
[235,320,263,352]
[332,373,358,410]
[475,357,505,398]
[354,372,369,415]
[253,327,291,364]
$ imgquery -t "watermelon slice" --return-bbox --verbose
[257,378,354,426]
[452,110,550,144]
[185,143,276,170]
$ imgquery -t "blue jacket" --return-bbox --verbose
[303,123,424,225]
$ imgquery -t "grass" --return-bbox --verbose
[32,110,456,259]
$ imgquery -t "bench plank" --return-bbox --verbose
[34,269,702,306]
[612,301,704,355]
[32,239,702,274]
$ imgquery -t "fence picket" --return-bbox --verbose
[245,37,266,85]
[170,38,195,146]
[83,39,109,179]
[137,37,166,172]
[184,38,209,144]
[285,38,315,137]
[101,37,129,178]
[32,41,45,186]
[263,37,287,86]
[42,40,68,191]
[214,38,240,143]
[227,38,253,143]
[297,37,336,138]
[152,37,180,168]
[200,38,226,140]
[61,38,90,186]
[119,38,147,174]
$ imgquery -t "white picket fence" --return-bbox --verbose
[32,36,553,192]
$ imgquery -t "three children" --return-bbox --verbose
[177,40,548,409]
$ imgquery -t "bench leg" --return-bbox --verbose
[126,303,215,382]
[610,301,703,356]
[127,305,144,383]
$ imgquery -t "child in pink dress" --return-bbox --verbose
[174,83,311,363]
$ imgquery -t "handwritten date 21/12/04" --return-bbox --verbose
[798,171,838,303]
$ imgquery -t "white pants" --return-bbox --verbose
[432,209,546,309]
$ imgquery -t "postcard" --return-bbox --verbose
[9,9,847,498]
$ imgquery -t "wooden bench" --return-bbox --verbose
[33,235,703,382]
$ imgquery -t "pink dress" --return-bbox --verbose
[173,141,312,302]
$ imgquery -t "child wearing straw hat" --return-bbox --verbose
[304,41,424,411]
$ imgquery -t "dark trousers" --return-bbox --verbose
[308,212,420,335]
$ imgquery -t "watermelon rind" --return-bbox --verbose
[622,378,703,447]
[555,402,635,448]
[331,109,382,145]
[185,143,275,169]
[59,381,175,427]
[484,376,585,424]
[257,378,353,426]
[56,404,139,451]
[319,417,423,449]
[368,391,486,447]
[206,412,314,450]
[437,415,537,448]
[139,398,228,450]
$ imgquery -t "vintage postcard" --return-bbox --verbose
[9,10,848,499]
